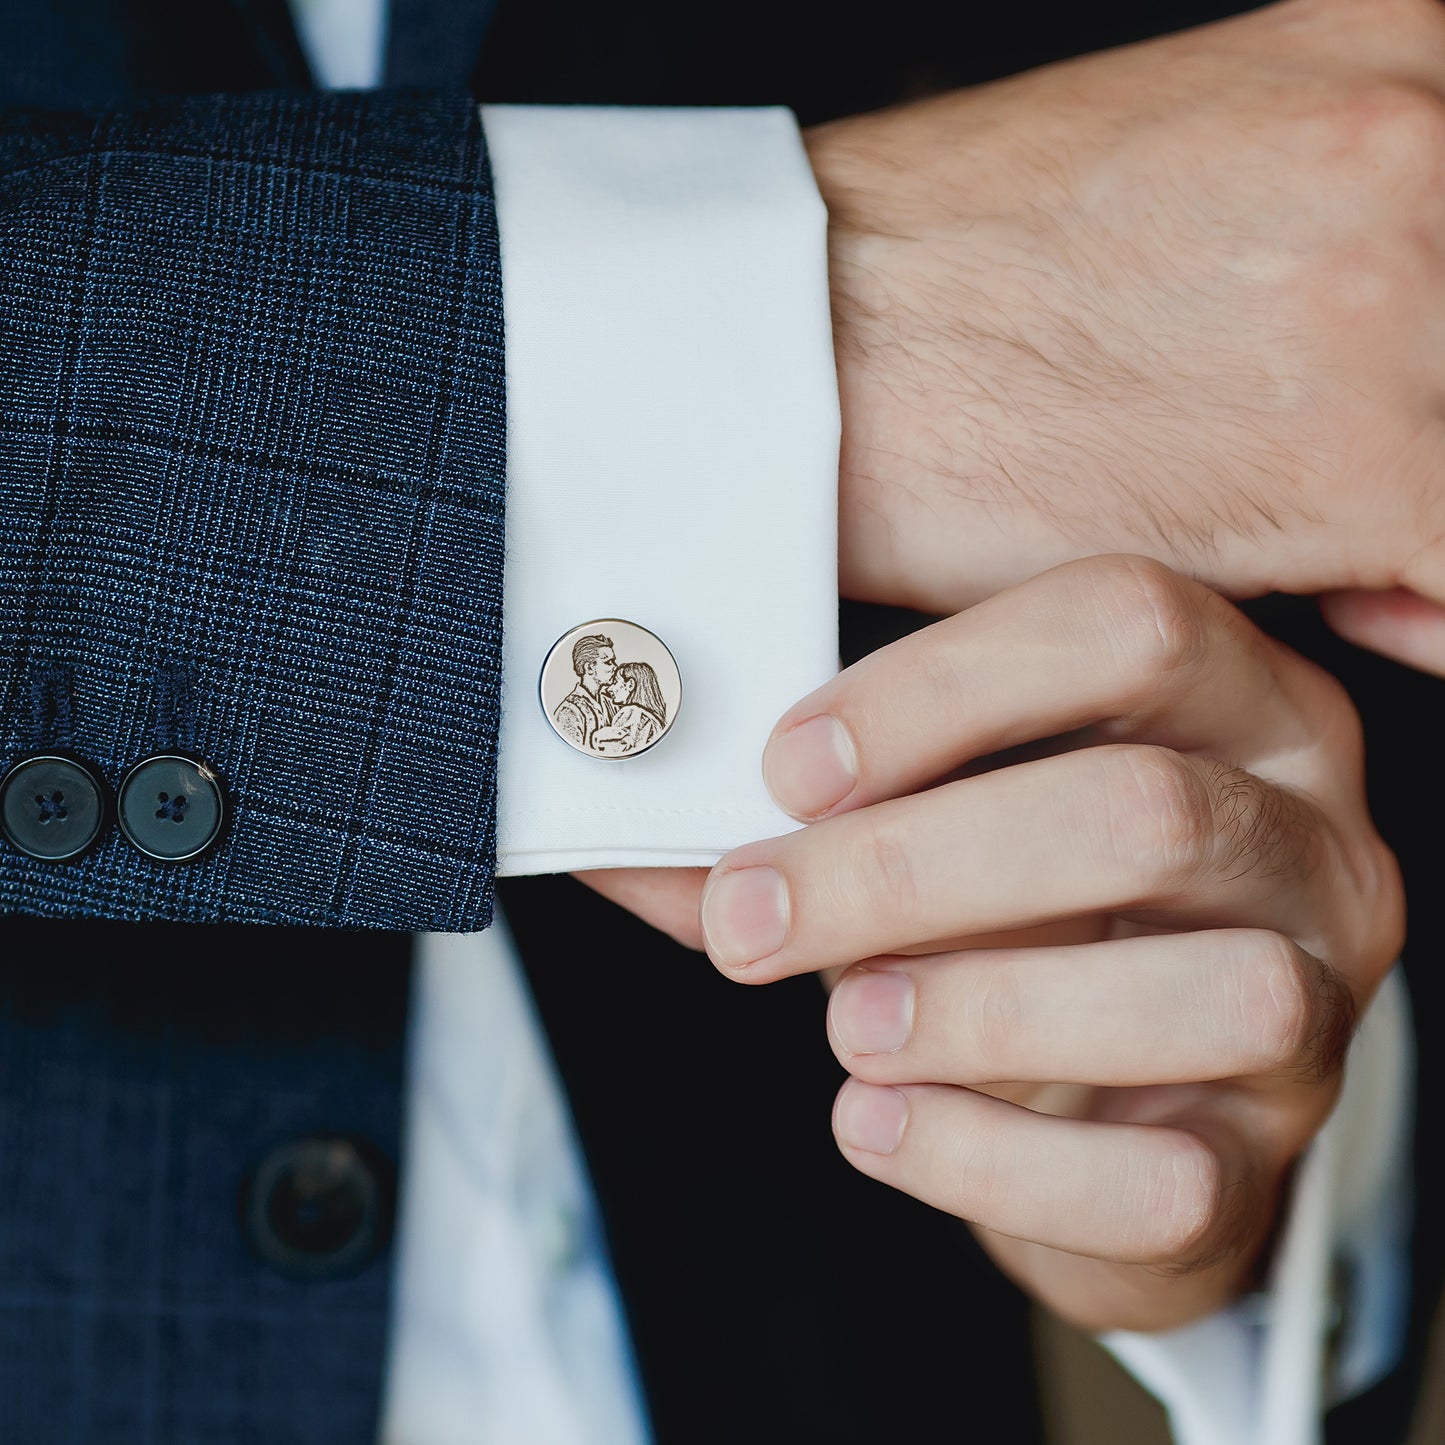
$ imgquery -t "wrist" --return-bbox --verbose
[804,117,906,609]
[805,106,1053,615]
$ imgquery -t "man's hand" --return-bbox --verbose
[580,0,1445,933]
[697,555,1403,1331]
[808,0,1445,673]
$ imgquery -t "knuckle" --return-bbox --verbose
[851,817,919,920]
[1332,829,1407,984]
[909,642,977,733]
[1378,0,1445,39]
[1202,761,1325,888]
[1078,554,1210,684]
[1099,747,1323,895]
[964,964,1027,1075]
[1296,653,1364,758]
[1236,932,1320,1071]
[1359,838,1408,974]
[1332,83,1445,193]
[1236,930,1357,1081]
[1295,963,1358,1083]
[1096,744,1215,887]
[944,1119,1002,1222]
[1294,82,1445,327]
[1135,1133,1223,1266]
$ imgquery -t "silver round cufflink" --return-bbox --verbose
[539,619,682,759]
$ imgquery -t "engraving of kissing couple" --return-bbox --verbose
[552,633,668,756]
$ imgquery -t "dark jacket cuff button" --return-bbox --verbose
[117,753,228,862]
[0,753,111,863]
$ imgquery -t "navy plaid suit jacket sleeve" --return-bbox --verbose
[0,89,506,930]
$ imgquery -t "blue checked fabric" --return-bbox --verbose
[0,88,506,929]
[0,921,414,1444]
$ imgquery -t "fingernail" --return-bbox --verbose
[763,714,857,819]
[701,866,789,969]
[830,969,914,1055]
[835,1080,909,1156]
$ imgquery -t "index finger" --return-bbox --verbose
[762,554,1349,822]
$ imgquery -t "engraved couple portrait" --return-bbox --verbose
[552,632,669,757]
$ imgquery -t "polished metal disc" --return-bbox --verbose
[539,619,682,759]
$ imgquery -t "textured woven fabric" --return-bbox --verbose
[0,87,505,929]
[384,0,502,88]
[0,919,412,1445]
[0,0,313,108]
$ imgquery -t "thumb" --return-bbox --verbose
[1318,587,1445,678]
[571,867,708,951]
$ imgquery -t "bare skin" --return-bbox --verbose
[702,555,1402,1330]
[813,0,1445,676]
[596,0,1445,927]
[590,555,1403,1330]
[582,0,1438,1331]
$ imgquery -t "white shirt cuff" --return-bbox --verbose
[481,104,839,876]
[1101,964,1414,1445]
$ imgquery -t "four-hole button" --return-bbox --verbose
[0,753,110,862]
[117,753,228,862]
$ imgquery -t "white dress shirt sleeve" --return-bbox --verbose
[481,104,840,876]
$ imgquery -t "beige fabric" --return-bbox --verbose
[1407,1285,1445,1445]
[1033,1307,1174,1445]
[1037,1283,1445,1445]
